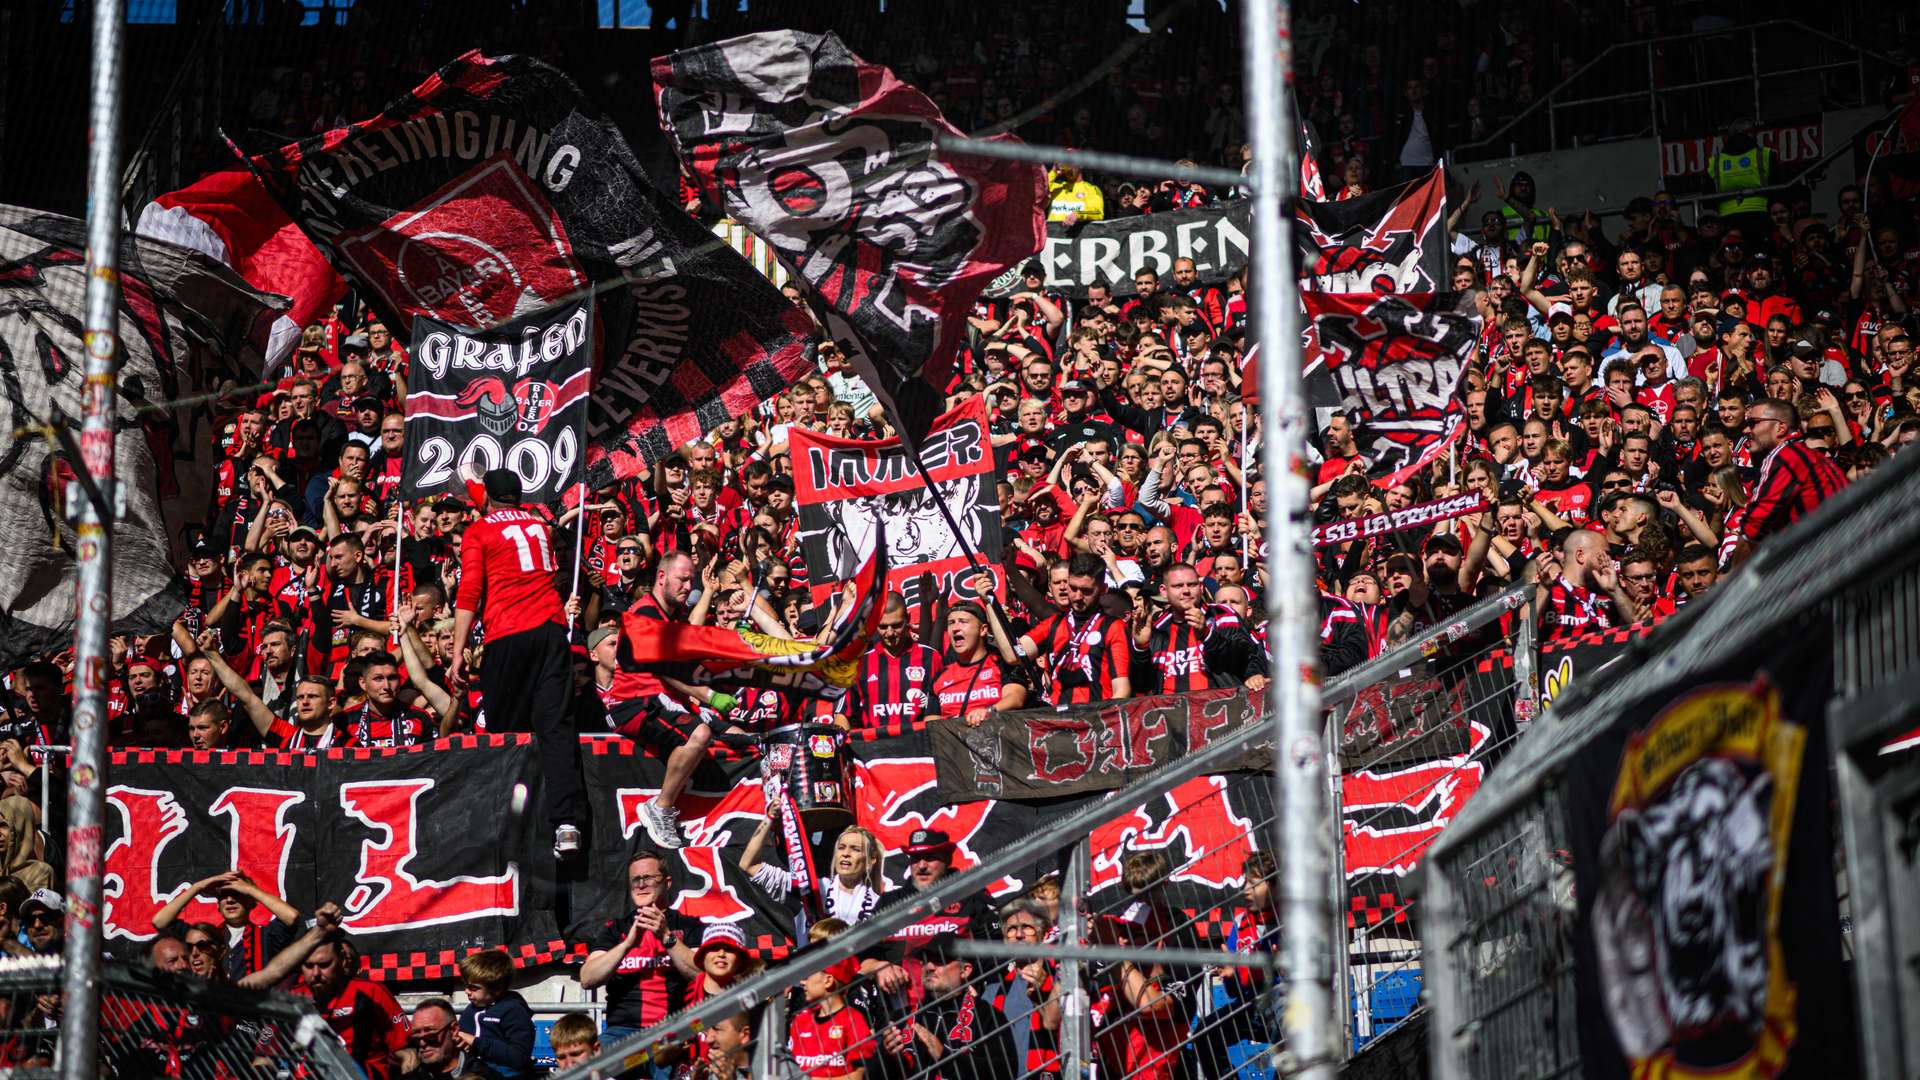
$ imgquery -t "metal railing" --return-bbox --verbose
[1421,442,1920,1079]
[1455,20,1896,162]
[0,954,363,1079]
[552,579,1539,1080]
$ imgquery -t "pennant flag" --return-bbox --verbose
[134,169,345,372]
[791,396,1003,621]
[620,532,888,698]
[0,205,286,669]
[1300,119,1327,200]
[653,30,1048,447]
[1295,165,1448,294]
[402,298,593,503]
[242,50,817,488]
[1303,292,1479,483]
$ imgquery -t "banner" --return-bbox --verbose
[1295,166,1448,295]
[402,299,592,503]
[0,205,286,670]
[655,30,1047,446]
[1660,116,1823,184]
[1304,292,1479,480]
[979,201,1253,300]
[244,50,817,485]
[790,397,1003,619]
[928,687,1268,802]
[1854,101,1920,201]
[1314,492,1489,548]
[1561,635,1855,1078]
[103,725,1281,980]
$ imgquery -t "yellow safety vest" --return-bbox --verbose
[1710,148,1770,217]
[1499,204,1552,243]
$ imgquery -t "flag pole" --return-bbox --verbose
[568,479,587,642]
[390,498,405,644]
[63,1,126,1076]
[1244,0,1339,1077]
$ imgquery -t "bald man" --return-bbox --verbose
[1538,530,1636,641]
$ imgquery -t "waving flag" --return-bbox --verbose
[243,50,816,487]
[1300,119,1327,200]
[0,205,286,668]
[620,530,889,698]
[134,169,345,372]
[1304,292,1480,484]
[653,30,1048,447]
[1295,165,1448,294]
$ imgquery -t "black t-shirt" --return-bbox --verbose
[915,985,1022,1080]
[876,886,1000,964]
[587,908,702,1030]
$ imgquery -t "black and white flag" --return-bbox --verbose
[402,299,592,503]
[0,205,285,668]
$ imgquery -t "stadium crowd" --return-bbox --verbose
[3,5,1920,1077]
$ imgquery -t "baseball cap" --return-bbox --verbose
[1061,379,1095,395]
[286,525,320,543]
[1383,553,1422,579]
[353,395,383,412]
[694,923,748,964]
[1747,251,1773,267]
[919,933,967,965]
[20,889,63,918]
[587,627,617,651]
[1721,229,1745,246]
[820,954,862,988]
[905,829,954,856]
[342,333,370,351]
[188,539,219,560]
[483,469,522,505]
[1790,337,1819,355]
[1424,533,1463,555]
[1810,307,1838,326]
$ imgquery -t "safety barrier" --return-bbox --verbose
[557,578,1540,1080]
[0,954,363,1079]
[1421,446,1920,1079]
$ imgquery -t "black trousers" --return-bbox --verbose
[479,621,581,830]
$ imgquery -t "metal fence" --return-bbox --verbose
[554,580,1540,1080]
[1421,444,1920,1079]
[1454,19,1897,161]
[0,954,363,1079]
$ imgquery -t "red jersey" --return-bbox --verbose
[294,977,409,1080]
[932,654,1018,718]
[788,1002,876,1078]
[455,507,565,639]
[1535,482,1594,526]
[1028,610,1130,706]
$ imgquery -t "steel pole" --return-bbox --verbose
[63,1,126,1078]
[1242,1,1338,1077]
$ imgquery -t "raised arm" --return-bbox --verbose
[179,623,279,739]
[237,902,344,990]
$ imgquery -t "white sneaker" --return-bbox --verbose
[553,824,582,857]
[639,800,686,849]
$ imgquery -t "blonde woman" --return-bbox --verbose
[741,807,886,933]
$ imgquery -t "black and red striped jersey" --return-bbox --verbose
[340,702,434,748]
[1538,577,1616,641]
[1028,610,1130,706]
[846,642,942,726]
[1143,605,1267,692]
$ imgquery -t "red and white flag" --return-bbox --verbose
[1300,120,1327,200]
[135,169,344,371]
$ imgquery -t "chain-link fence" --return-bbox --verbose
[0,954,363,1079]
[1422,445,1920,1080]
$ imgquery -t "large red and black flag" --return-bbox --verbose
[1303,292,1479,484]
[243,50,817,489]
[653,30,1048,448]
[1295,165,1448,295]
[0,205,286,669]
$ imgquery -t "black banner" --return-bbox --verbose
[979,201,1254,300]
[1561,633,1855,1078]
[1304,291,1479,481]
[245,50,817,487]
[1295,167,1449,295]
[402,299,591,503]
[928,687,1268,802]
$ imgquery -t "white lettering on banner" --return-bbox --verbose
[415,304,590,381]
[288,109,584,243]
[1084,236,1125,286]
[1659,120,1823,178]
[1128,227,1171,276]
[1213,213,1250,268]
[1175,218,1212,271]
[1313,492,1489,547]
[594,282,693,433]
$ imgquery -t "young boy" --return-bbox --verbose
[788,953,874,1079]
[455,948,535,1080]
[548,1014,600,1069]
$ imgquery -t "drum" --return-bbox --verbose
[761,722,855,842]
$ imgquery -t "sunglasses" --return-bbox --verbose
[1602,479,1633,490]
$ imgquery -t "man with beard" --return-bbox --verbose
[1601,302,1686,382]
[1728,397,1847,558]
[1171,256,1225,329]
[310,533,389,679]
[401,1000,469,1080]
[292,924,410,1080]
[842,594,943,729]
[1132,564,1268,695]
[1019,554,1133,707]
[881,933,1021,1079]
[872,830,1001,1009]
